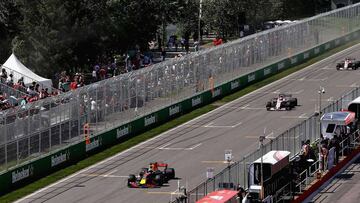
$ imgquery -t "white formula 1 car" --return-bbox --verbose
[266,94,298,111]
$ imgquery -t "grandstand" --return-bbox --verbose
[1,4,360,171]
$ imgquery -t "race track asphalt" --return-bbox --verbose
[309,155,360,203]
[15,43,360,203]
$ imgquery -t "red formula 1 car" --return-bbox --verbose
[127,162,175,188]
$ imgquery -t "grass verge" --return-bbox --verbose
[1,39,360,202]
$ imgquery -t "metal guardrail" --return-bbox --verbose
[182,72,360,202]
[1,3,360,173]
[294,130,360,194]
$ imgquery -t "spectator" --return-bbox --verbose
[180,37,185,50]
[161,47,166,61]
[329,135,340,164]
[301,139,311,161]
[6,74,14,86]
[143,55,152,67]
[320,141,329,171]
[174,37,178,51]
[0,68,8,82]
[99,66,107,80]
[92,67,97,83]
[213,36,223,46]
[194,40,199,51]
[35,83,40,94]
[70,76,78,90]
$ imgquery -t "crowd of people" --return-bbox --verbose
[0,33,223,112]
[0,68,60,111]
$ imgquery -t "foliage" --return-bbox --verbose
[0,0,332,77]
[0,0,20,63]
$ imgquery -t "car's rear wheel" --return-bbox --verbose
[266,102,272,111]
[154,174,164,186]
[128,174,136,187]
[286,102,291,110]
[164,168,175,179]
[290,98,298,106]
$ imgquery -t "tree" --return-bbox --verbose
[0,0,21,63]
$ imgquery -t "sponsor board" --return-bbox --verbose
[169,105,181,116]
[314,48,320,54]
[263,68,271,76]
[230,80,239,90]
[303,52,309,59]
[335,39,340,45]
[144,115,156,127]
[325,43,330,50]
[117,125,131,139]
[291,57,298,64]
[192,96,202,107]
[51,151,70,167]
[277,62,285,70]
[12,165,33,184]
[212,88,221,98]
[86,137,102,152]
[247,74,255,82]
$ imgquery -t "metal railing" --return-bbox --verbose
[1,4,360,172]
[184,81,360,203]
[0,64,58,93]
[294,130,360,194]
[0,82,29,99]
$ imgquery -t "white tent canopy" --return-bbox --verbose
[2,54,53,88]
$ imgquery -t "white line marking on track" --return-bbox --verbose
[104,169,118,177]
[146,191,185,195]
[266,132,276,139]
[335,83,359,88]
[201,160,236,164]
[204,122,242,128]
[321,65,332,70]
[159,143,202,151]
[218,106,263,110]
[16,43,360,203]
[81,173,128,178]
[260,89,304,95]
[286,77,328,82]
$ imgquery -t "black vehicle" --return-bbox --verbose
[128,162,175,188]
[266,94,298,111]
[336,58,360,70]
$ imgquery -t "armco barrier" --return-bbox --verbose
[1,23,360,197]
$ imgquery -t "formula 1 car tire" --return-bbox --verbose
[266,102,272,111]
[290,98,297,106]
[128,174,136,182]
[128,174,136,187]
[154,174,164,186]
[164,168,175,179]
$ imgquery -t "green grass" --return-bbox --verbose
[1,39,360,202]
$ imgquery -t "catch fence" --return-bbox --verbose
[1,4,360,172]
[184,83,360,203]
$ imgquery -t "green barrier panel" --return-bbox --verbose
[0,142,85,194]
[1,29,360,196]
